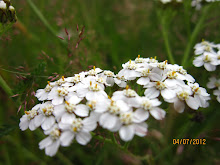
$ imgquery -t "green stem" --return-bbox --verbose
[0,75,14,97]
[26,0,57,37]
[181,5,211,67]
[26,0,68,47]
[161,22,175,64]
[111,133,118,145]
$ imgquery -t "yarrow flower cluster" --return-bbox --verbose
[193,40,220,72]
[19,56,210,156]
[192,40,220,103]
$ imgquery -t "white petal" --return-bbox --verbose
[60,131,74,147]
[52,96,64,105]
[19,116,29,131]
[75,104,89,117]
[61,113,75,124]
[36,89,48,101]
[161,89,176,100]
[82,117,97,132]
[53,104,65,119]
[186,96,199,110]
[76,131,92,145]
[66,93,83,104]
[99,113,117,130]
[134,123,148,137]
[29,119,37,131]
[150,107,166,120]
[204,63,216,71]
[39,136,53,149]
[133,109,149,123]
[119,125,135,141]
[34,114,45,127]
[174,99,185,113]
[144,88,160,99]
[45,140,60,157]
[137,77,149,85]
[42,116,55,130]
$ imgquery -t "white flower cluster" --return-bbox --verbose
[193,40,220,71]
[159,0,182,4]
[159,0,220,10]
[191,0,220,10]
[19,56,210,156]
[207,77,220,102]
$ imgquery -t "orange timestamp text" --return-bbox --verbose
[173,138,206,145]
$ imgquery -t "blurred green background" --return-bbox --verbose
[0,0,220,164]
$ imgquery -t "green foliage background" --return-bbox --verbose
[0,0,219,164]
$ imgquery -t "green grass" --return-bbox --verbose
[0,0,220,164]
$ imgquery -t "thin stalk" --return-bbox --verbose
[161,21,175,64]
[0,75,14,97]
[26,0,68,47]
[26,0,57,37]
[183,0,191,39]
[181,5,211,67]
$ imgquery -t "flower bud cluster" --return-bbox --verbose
[0,0,16,24]
[19,56,209,156]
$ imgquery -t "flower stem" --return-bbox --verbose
[158,10,176,64]
[181,5,211,67]
[0,75,14,97]
[26,0,68,47]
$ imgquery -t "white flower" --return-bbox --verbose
[77,81,107,100]
[100,70,115,86]
[136,97,166,120]
[193,52,218,71]
[166,85,199,113]
[86,66,102,76]
[53,101,89,122]
[0,1,6,9]
[95,99,130,130]
[160,0,172,4]
[112,87,140,108]
[118,111,148,141]
[194,40,216,55]
[39,125,62,157]
[58,115,97,146]
[213,89,220,103]
[19,104,41,131]
[144,81,176,100]
[188,82,210,108]
[48,86,79,105]
[35,81,54,101]
[207,77,220,89]
[34,102,56,130]
[118,60,141,80]
[114,75,127,88]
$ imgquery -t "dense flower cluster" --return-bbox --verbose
[19,56,210,156]
[193,40,220,71]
